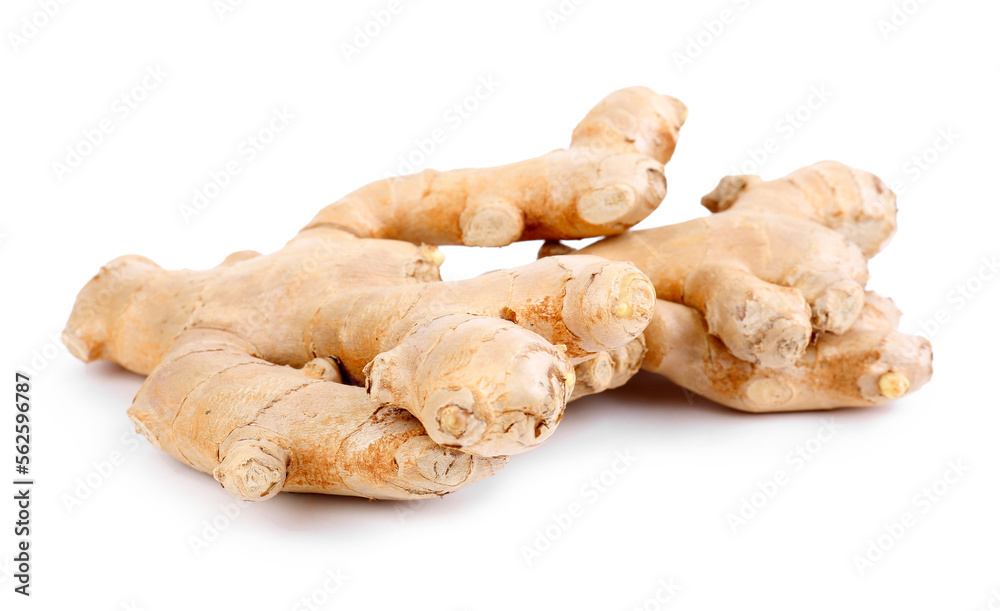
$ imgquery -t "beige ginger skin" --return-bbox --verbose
[128,329,508,502]
[306,86,687,246]
[64,81,935,506]
[644,292,931,412]
[64,227,655,500]
[546,161,932,412]
[63,86,684,502]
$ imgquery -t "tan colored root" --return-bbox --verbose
[63,86,687,502]
[63,227,443,374]
[128,330,506,502]
[365,314,574,457]
[65,226,655,459]
[701,160,897,257]
[569,336,647,400]
[315,254,656,382]
[541,162,931,411]
[304,87,686,246]
[683,265,812,367]
[570,86,688,165]
[642,294,932,412]
[576,207,870,367]
[64,231,652,374]
[64,86,681,490]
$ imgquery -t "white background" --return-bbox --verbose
[2,0,998,609]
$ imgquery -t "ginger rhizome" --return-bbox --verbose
[130,329,508,501]
[545,161,932,412]
[64,227,655,500]
[306,86,687,246]
[643,292,931,412]
[63,83,935,508]
[65,85,686,502]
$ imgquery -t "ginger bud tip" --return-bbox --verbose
[437,405,471,437]
[878,371,909,399]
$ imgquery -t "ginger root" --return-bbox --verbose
[544,161,933,411]
[129,329,506,501]
[64,85,681,502]
[643,293,931,412]
[64,85,934,508]
[701,160,897,257]
[305,86,687,246]
[65,224,655,499]
[569,161,890,368]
